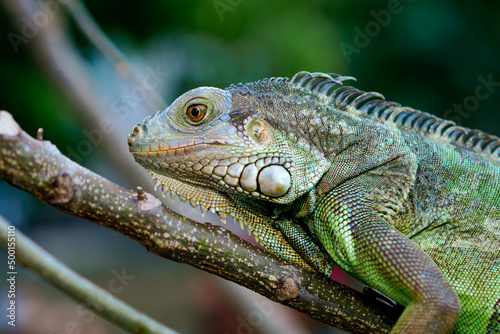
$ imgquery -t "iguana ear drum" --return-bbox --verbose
[247,119,268,145]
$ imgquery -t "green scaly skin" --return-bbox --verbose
[128,71,500,333]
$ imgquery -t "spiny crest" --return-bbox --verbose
[288,71,500,159]
[231,76,290,93]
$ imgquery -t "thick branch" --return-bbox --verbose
[0,111,396,333]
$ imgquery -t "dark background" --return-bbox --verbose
[0,0,499,333]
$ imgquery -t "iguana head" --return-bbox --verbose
[127,75,339,225]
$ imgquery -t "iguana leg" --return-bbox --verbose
[251,219,315,271]
[313,180,461,334]
[276,220,333,276]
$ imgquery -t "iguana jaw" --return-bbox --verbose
[145,167,251,228]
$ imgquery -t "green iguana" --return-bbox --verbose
[128,71,500,333]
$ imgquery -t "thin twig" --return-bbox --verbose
[0,214,179,334]
[137,186,146,200]
[65,0,165,110]
[36,128,43,140]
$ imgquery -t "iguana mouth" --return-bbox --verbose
[130,138,231,153]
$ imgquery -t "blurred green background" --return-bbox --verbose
[0,0,499,333]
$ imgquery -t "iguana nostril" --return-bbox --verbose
[131,126,141,137]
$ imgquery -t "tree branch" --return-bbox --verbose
[0,214,179,334]
[0,110,396,333]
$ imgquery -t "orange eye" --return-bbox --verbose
[186,104,207,122]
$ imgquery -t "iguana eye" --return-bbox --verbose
[186,104,207,122]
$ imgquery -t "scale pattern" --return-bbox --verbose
[128,71,500,333]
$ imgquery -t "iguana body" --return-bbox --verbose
[128,71,500,333]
